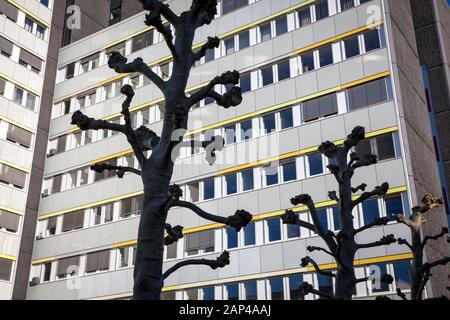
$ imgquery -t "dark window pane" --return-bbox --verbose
[202,287,215,300]
[385,195,403,220]
[318,273,334,297]
[364,29,381,52]
[241,119,252,140]
[319,45,333,67]
[308,152,323,176]
[269,277,284,300]
[205,48,215,62]
[366,79,387,106]
[225,124,237,145]
[225,173,237,195]
[289,274,304,300]
[348,84,368,110]
[371,263,390,293]
[393,260,411,290]
[301,51,315,73]
[267,218,281,242]
[242,169,254,191]
[265,166,278,186]
[261,66,274,86]
[340,0,355,11]
[260,23,271,41]
[262,113,276,134]
[277,60,291,81]
[287,223,300,239]
[226,283,239,300]
[332,207,340,231]
[224,37,235,55]
[280,108,293,129]
[240,72,251,93]
[239,30,250,49]
[344,37,360,59]
[203,178,215,200]
[376,134,395,161]
[303,98,320,122]
[355,139,372,158]
[317,208,328,230]
[362,199,380,225]
[244,222,256,246]
[315,0,329,21]
[298,8,311,27]
[275,16,288,36]
[244,281,257,300]
[318,93,338,117]
[282,161,297,182]
[227,227,238,249]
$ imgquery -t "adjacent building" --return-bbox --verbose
[0,0,449,300]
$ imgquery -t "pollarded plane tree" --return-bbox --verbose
[71,0,252,300]
[388,194,450,300]
[281,126,398,300]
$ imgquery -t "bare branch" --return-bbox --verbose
[318,141,338,159]
[193,36,220,63]
[353,217,389,235]
[163,251,229,280]
[144,11,177,59]
[189,0,218,28]
[90,163,141,179]
[327,164,342,184]
[328,191,339,202]
[299,282,334,300]
[187,70,241,109]
[343,126,366,154]
[351,183,367,194]
[301,256,336,278]
[396,288,408,300]
[108,54,165,92]
[281,210,317,232]
[71,111,126,133]
[397,238,414,251]
[169,199,252,231]
[422,227,449,247]
[425,256,450,270]
[356,234,396,250]
[352,183,389,207]
[351,154,378,170]
[164,223,184,245]
[139,0,179,26]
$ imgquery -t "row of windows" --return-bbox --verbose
[0,76,38,111]
[0,35,43,74]
[54,0,376,110]
[0,120,33,149]
[0,209,20,234]
[159,260,411,300]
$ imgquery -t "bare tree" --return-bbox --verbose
[71,0,253,300]
[391,194,450,300]
[281,126,397,300]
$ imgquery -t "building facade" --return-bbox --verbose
[0,0,448,300]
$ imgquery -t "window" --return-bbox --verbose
[7,124,32,148]
[62,210,84,232]
[332,207,340,231]
[25,17,33,32]
[132,30,153,52]
[317,208,328,230]
[227,227,238,249]
[385,195,403,220]
[205,48,215,63]
[0,0,18,22]
[120,195,143,218]
[203,178,215,200]
[0,210,19,233]
[277,60,291,81]
[280,108,293,129]
[260,22,272,42]
[46,217,56,236]
[224,37,235,55]
[26,93,36,110]
[240,72,251,93]
[185,288,199,300]
[244,280,257,300]
[267,217,281,242]
[241,119,252,140]
[42,262,51,282]
[117,247,129,268]
[188,182,199,202]
[160,63,170,79]
[315,0,329,21]
[344,36,360,59]
[40,0,49,7]
[225,283,239,300]
[269,277,284,300]
[224,124,236,145]
[319,45,333,67]
[238,30,250,50]
[0,78,5,95]
[282,160,296,182]
[300,51,315,73]
[244,222,255,246]
[364,29,381,52]
[261,65,274,86]
[362,199,380,225]
[36,25,45,40]
[317,273,334,296]
[262,113,276,134]
[289,274,304,300]
[66,63,75,79]
[166,242,177,260]
[370,263,390,293]
[275,16,288,36]
[393,260,411,290]
[109,0,122,25]
[13,87,23,105]
[221,0,248,15]
[340,0,355,11]
[202,287,215,300]
[287,223,301,239]
[376,134,395,161]
[86,250,110,273]
[57,256,79,279]
[0,163,26,189]
[347,78,388,110]
[0,258,12,281]
[185,230,214,256]
[307,152,324,176]
[297,7,311,27]
[241,169,254,191]
[264,166,279,186]
[225,173,237,195]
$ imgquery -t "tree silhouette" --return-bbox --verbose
[71,0,252,300]
[281,126,397,300]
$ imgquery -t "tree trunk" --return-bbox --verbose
[410,229,424,300]
[334,238,357,300]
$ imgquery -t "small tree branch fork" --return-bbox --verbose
[356,234,396,250]
[301,256,336,278]
[299,282,335,300]
[90,163,141,178]
[163,251,229,280]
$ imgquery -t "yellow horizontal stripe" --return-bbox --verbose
[0,160,29,173]
[54,13,379,105]
[33,186,407,264]
[0,205,24,216]
[0,71,40,97]
[0,253,16,261]
[0,115,35,134]
[217,126,398,175]
[31,257,55,265]
[84,71,390,163]
[38,191,143,220]
[6,0,49,28]
[292,21,384,56]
